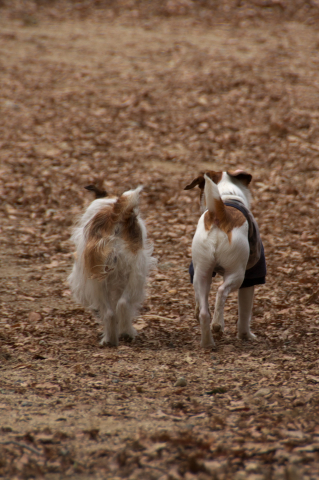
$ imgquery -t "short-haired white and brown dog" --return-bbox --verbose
[185,170,266,348]
[68,184,156,346]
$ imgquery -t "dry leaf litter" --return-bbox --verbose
[0,1,319,479]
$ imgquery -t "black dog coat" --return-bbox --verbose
[189,200,266,289]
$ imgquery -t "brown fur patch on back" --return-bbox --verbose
[122,213,143,254]
[83,196,143,279]
[204,202,247,242]
[84,239,115,280]
[86,205,115,240]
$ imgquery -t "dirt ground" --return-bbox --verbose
[1,2,319,479]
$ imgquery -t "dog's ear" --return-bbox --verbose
[184,175,205,191]
[227,170,252,186]
[184,171,223,190]
[85,185,108,199]
[205,171,223,185]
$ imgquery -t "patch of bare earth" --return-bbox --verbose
[1,3,319,479]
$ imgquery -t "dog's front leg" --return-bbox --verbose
[237,286,256,340]
[193,271,215,348]
[100,308,119,346]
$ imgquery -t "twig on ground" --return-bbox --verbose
[0,441,42,456]
[139,462,167,473]
[140,315,178,322]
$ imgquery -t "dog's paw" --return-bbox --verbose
[119,332,136,343]
[237,331,257,341]
[119,326,137,339]
[211,323,224,339]
[201,335,216,349]
[100,335,118,347]
[212,323,221,333]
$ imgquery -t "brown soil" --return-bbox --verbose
[1,2,319,479]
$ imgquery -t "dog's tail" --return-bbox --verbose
[121,185,143,212]
[113,185,143,222]
[204,173,225,219]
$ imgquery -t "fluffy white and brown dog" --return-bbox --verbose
[68,184,156,346]
[185,170,266,348]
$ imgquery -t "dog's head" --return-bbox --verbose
[184,170,252,209]
[85,184,108,199]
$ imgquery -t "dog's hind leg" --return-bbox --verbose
[193,270,215,348]
[212,272,244,335]
[117,296,137,341]
[194,302,200,321]
[100,308,119,346]
[237,286,256,340]
[117,267,146,340]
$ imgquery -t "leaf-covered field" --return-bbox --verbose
[1,2,319,479]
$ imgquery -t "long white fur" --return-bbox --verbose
[68,186,156,346]
[192,172,255,348]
